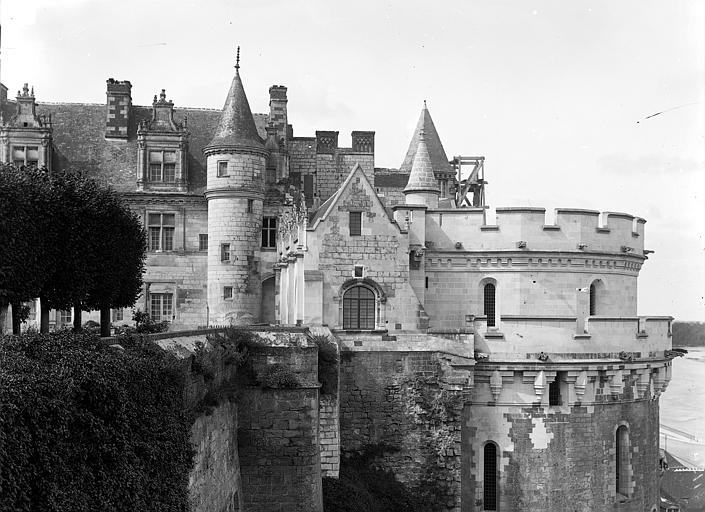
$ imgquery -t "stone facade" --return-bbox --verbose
[0,61,674,511]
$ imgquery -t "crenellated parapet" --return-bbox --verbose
[426,207,647,257]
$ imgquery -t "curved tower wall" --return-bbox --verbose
[205,150,265,325]
[418,205,672,511]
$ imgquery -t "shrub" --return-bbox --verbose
[310,334,339,395]
[0,330,192,512]
[323,444,437,512]
[192,341,215,381]
[259,363,300,389]
[133,309,169,334]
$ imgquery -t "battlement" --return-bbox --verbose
[424,207,646,255]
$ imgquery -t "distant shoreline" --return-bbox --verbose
[672,321,705,347]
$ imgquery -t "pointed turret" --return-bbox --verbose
[204,48,266,326]
[205,53,263,151]
[399,101,453,177]
[404,129,440,208]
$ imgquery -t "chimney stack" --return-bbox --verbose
[105,78,132,139]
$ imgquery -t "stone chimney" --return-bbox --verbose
[352,131,375,153]
[105,78,132,139]
[268,85,288,144]
[315,131,338,154]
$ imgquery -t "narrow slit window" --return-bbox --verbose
[589,282,597,316]
[616,425,630,497]
[483,443,498,510]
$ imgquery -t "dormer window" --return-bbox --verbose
[149,150,177,183]
[12,146,39,167]
[136,89,189,192]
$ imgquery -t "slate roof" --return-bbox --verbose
[399,103,453,177]
[404,131,440,194]
[5,99,268,195]
[205,69,264,150]
[374,173,409,188]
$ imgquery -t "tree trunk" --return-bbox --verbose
[73,302,82,332]
[11,302,21,335]
[100,307,111,337]
[40,300,50,333]
[0,303,8,335]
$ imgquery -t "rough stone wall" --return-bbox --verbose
[339,349,468,512]
[315,152,374,201]
[319,394,340,478]
[238,388,322,512]
[464,367,661,512]
[235,342,323,512]
[376,186,405,207]
[190,401,242,512]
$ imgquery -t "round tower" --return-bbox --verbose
[204,52,266,325]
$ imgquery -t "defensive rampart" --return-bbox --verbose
[425,207,646,254]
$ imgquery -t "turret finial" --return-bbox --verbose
[235,46,240,71]
[423,99,427,109]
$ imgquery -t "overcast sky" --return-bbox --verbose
[2,0,703,320]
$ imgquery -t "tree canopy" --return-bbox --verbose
[0,164,146,333]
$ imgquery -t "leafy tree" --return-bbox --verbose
[0,165,54,333]
[0,165,146,335]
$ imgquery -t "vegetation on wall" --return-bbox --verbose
[323,444,436,512]
[310,334,339,395]
[0,330,193,512]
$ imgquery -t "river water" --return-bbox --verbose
[660,347,705,467]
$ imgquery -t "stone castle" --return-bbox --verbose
[0,54,675,511]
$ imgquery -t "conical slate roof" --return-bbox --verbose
[205,68,263,150]
[404,130,440,194]
[399,103,453,176]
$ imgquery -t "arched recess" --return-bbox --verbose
[338,278,387,330]
[588,278,606,316]
[482,441,500,510]
[260,275,276,324]
[479,278,499,328]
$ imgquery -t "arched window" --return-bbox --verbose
[343,285,375,330]
[589,282,597,316]
[484,283,496,327]
[616,425,630,497]
[483,442,498,510]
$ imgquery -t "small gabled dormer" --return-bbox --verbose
[0,83,53,170]
[136,89,189,192]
